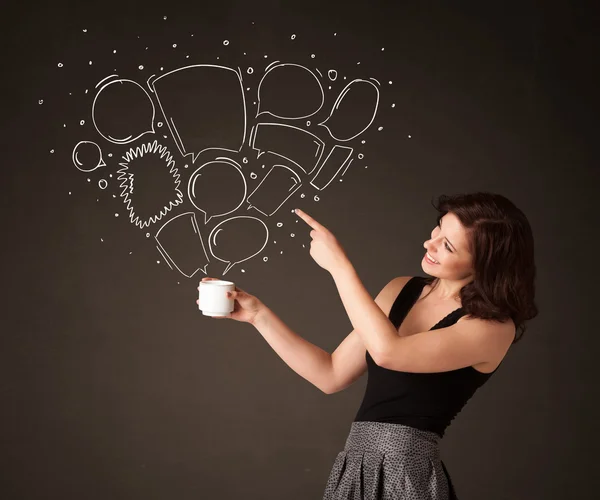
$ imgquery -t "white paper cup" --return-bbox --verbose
[198,280,235,317]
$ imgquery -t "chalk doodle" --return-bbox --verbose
[72,141,106,172]
[149,65,247,163]
[92,77,156,144]
[61,24,387,277]
[117,140,184,229]
[155,212,210,278]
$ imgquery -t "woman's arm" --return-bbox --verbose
[250,276,410,393]
[251,307,334,393]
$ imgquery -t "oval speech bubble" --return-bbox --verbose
[257,63,324,119]
[208,216,269,275]
[319,79,380,141]
[187,157,247,225]
[92,77,155,144]
[72,141,106,172]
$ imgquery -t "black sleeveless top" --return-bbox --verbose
[354,276,501,437]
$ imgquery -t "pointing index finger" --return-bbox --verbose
[295,208,325,231]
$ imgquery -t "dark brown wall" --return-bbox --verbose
[2,1,596,499]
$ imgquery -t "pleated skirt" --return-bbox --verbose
[322,421,458,500]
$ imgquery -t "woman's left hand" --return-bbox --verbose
[295,208,351,275]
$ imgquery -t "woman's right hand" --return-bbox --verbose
[197,277,265,325]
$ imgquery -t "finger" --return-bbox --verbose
[196,299,199,304]
[295,208,326,232]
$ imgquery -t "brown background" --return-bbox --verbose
[2,1,597,499]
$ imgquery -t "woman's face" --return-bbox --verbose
[422,212,475,280]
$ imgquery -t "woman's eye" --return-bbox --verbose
[444,242,452,252]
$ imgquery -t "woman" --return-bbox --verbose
[197,192,538,500]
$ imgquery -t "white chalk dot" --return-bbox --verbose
[58,62,63,67]
[311,54,315,58]
[157,261,160,264]
[172,44,177,48]
[306,120,311,126]
[108,153,113,157]
[263,256,268,262]
[223,40,229,46]
[381,47,385,51]
[146,233,150,237]
[186,55,189,58]
[87,178,90,182]
[250,172,257,179]
[408,135,412,138]
[63,124,66,127]
[157,122,163,127]
[68,191,71,195]
[290,233,295,238]
[160,67,164,70]
[138,65,144,70]
[83,29,87,32]
[101,238,103,242]
[378,126,383,131]
[361,140,366,144]
[163,15,167,20]
[50,149,54,154]
[388,80,392,84]
[277,222,283,228]
[113,49,116,53]
[38,99,43,104]
[357,62,361,65]
[247,67,254,74]
[391,103,396,108]
[80,120,85,125]
[300,193,305,198]
[264,54,268,58]
[334,33,337,36]
[246,87,250,91]
[291,34,296,40]
[358,153,364,159]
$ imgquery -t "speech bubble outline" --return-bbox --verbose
[187,157,248,225]
[149,65,247,164]
[318,79,380,141]
[256,63,325,120]
[92,77,156,144]
[72,140,106,172]
[208,215,269,275]
[154,212,210,278]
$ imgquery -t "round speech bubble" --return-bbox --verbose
[187,158,247,225]
[92,78,155,144]
[208,216,269,275]
[72,140,106,172]
[256,63,324,119]
[319,79,380,141]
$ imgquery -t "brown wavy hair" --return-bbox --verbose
[423,192,538,343]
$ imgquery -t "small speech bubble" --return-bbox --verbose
[247,164,302,217]
[256,63,324,119]
[72,141,106,172]
[92,77,155,144]
[187,158,247,225]
[208,216,269,275]
[319,79,380,141]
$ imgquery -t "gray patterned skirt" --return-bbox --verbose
[322,421,458,500]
